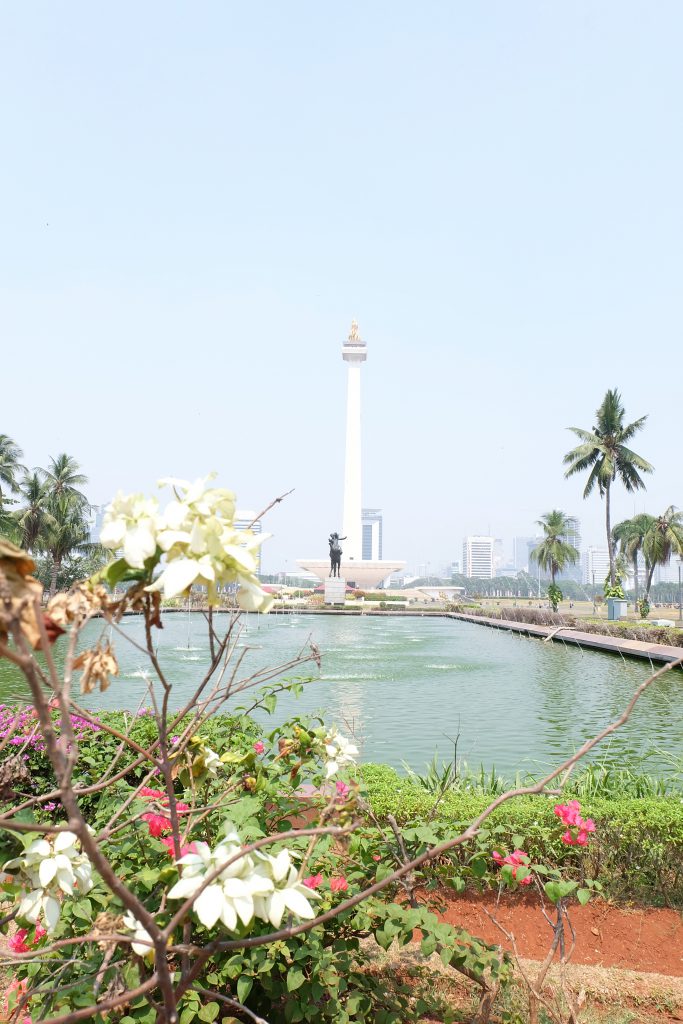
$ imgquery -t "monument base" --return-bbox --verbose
[297,559,405,590]
[324,577,347,606]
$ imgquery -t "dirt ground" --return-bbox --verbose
[428,890,683,977]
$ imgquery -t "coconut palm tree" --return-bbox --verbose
[0,435,25,503]
[612,513,654,610]
[530,510,580,610]
[41,453,88,507]
[43,495,93,598]
[563,389,653,587]
[14,472,56,552]
[641,507,683,609]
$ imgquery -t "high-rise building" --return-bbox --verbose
[582,547,610,586]
[462,536,494,579]
[361,508,383,561]
[513,537,534,573]
[558,515,582,582]
[234,511,263,575]
[654,555,683,584]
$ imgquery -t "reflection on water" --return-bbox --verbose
[0,613,680,775]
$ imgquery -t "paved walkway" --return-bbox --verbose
[447,612,683,666]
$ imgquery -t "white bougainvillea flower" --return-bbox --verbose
[322,727,359,779]
[167,827,318,933]
[203,747,221,775]
[100,493,159,569]
[122,910,154,958]
[3,832,93,933]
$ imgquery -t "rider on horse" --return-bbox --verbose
[328,532,346,578]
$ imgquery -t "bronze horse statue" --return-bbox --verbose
[328,532,346,577]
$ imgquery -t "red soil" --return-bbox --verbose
[428,890,683,977]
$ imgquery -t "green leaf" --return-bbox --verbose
[236,975,253,1004]
[511,834,525,849]
[287,966,305,992]
[577,888,591,906]
[72,899,92,921]
[470,857,487,878]
[198,1003,220,1022]
[544,881,562,904]
[263,693,277,714]
[179,1009,196,1024]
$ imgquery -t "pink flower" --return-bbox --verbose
[330,876,349,893]
[8,929,31,954]
[161,836,198,857]
[492,849,532,883]
[139,787,165,799]
[555,801,596,845]
[34,922,47,942]
[303,873,323,890]
[335,780,350,799]
[372,854,381,862]
[142,812,173,837]
[253,741,265,755]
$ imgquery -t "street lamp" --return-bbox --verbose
[592,571,596,615]
[678,561,682,623]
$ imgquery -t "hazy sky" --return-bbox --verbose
[2,2,681,574]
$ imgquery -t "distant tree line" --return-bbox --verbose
[0,435,106,596]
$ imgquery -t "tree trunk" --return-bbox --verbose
[49,558,60,599]
[605,484,615,586]
[633,553,639,609]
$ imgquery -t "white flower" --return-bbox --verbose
[203,747,221,776]
[100,493,159,569]
[167,828,319,933]
[3,831,93,933]
[123,910,154,958]
[321,727,359,779]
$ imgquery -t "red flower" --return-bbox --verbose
[372,854,381,862]
[330,876,348,893]
[303,873,323,890]
[8,929,31,954]
[142,812,172,837]
[161,836,199,857]
[139,787,165,799]
[253,741,265,755]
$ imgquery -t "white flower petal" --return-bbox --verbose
[38,858,58,887]
[147,558,200,599]
[167,875,204,900]
[194,884,223,929]
[267,890,286,929]
[281,886,317,920]
[43,895,61,932]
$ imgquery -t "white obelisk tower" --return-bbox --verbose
[341,320,366,561]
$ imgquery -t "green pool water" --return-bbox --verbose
[0,612,680,775]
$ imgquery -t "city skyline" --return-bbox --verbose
[2,3,683,575]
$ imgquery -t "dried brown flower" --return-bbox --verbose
[73,641,119,694]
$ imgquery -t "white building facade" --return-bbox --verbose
[462,536,494,579]
[582,547,611,586]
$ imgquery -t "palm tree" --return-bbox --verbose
[0,435,25,503]
[612,513,654,610]
[530,511,580,610]
[43,495,93,597]
[41,453,88,507]
[563,389,653,586]
[13,472,56,552]
[641,507,683,607]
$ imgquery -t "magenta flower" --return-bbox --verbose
[330,876,348,893]
[253,741,265,755]
[335,780,350,799]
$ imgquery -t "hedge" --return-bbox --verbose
[361,764,683,906]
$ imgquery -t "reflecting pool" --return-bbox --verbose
[0,612,680,775]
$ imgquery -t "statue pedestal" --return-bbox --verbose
[324,578,346,606]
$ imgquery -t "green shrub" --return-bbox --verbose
[361,764,683,906]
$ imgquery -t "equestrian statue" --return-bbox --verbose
[328,532,346,578]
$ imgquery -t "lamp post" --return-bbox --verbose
[678,560,682,623]
[592,571,596,615]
